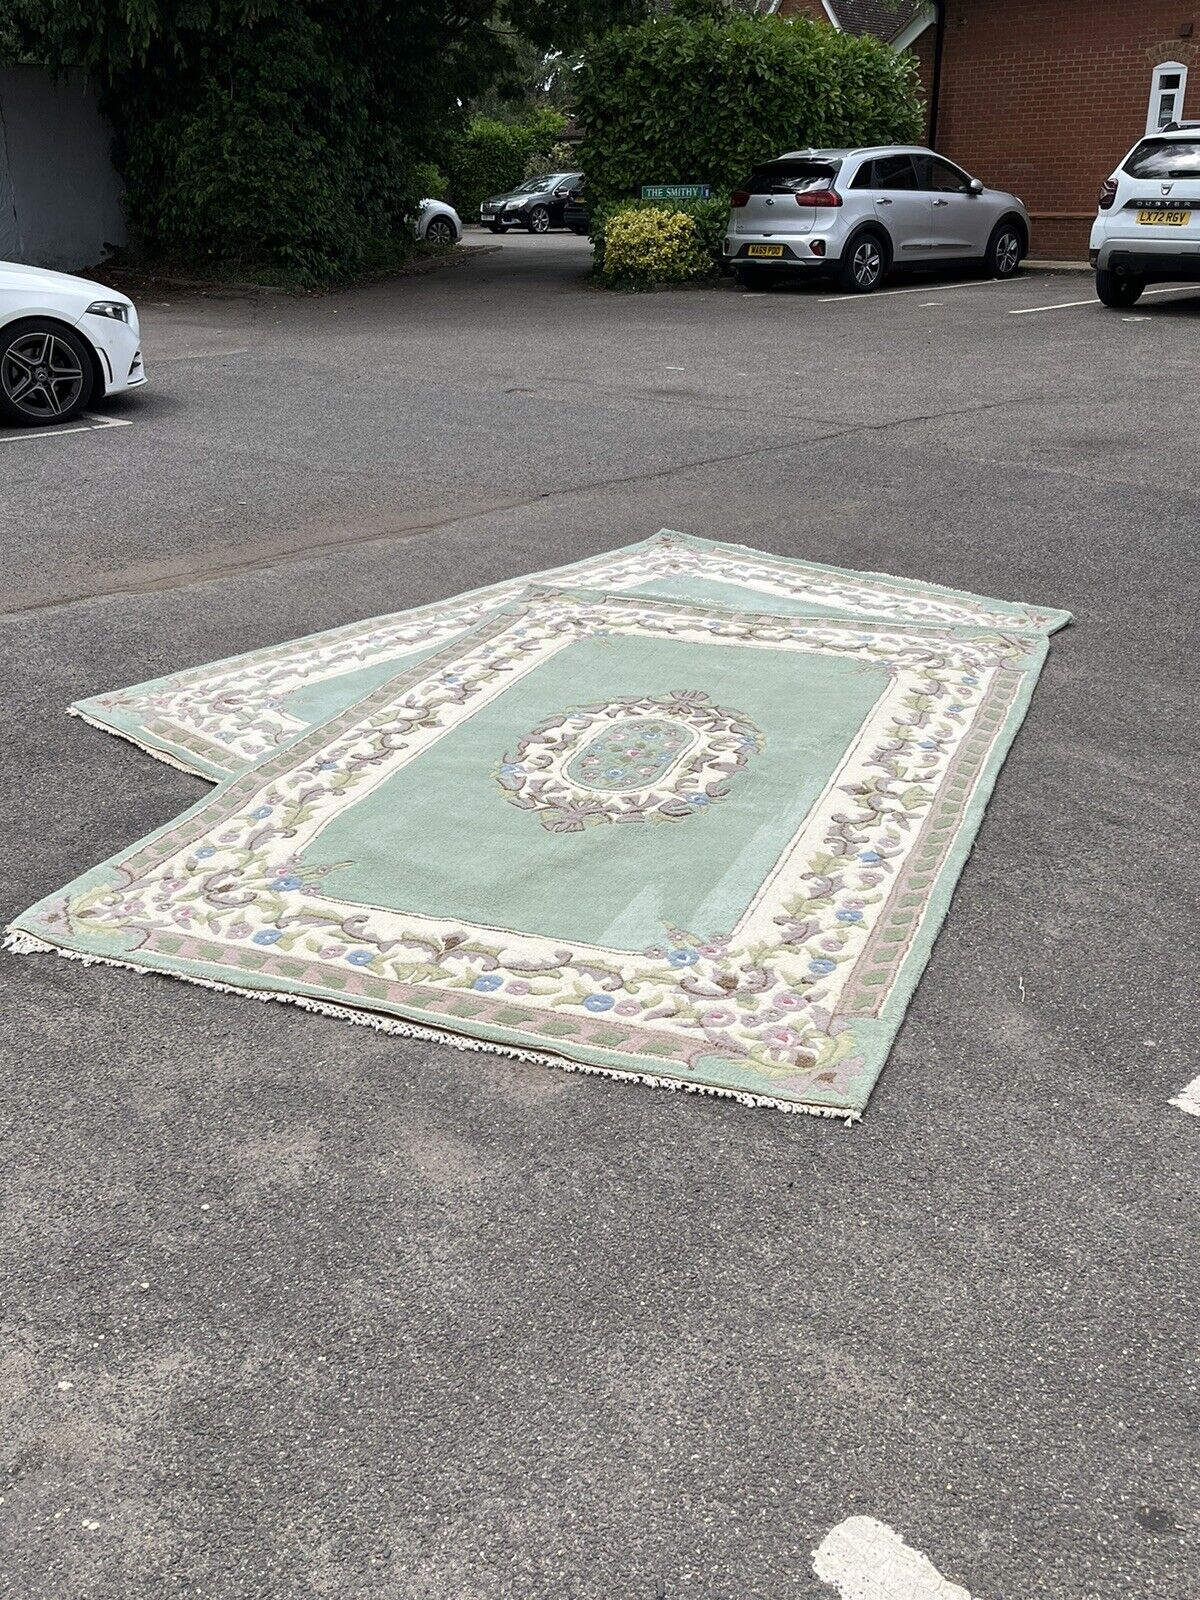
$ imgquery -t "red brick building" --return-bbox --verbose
[777,0,1200,256]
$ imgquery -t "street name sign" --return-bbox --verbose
[640,184,712,201]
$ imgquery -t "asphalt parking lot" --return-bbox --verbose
[2,227,1197,1599]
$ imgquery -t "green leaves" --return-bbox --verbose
[577,11,924,215]
[444,110,568,220]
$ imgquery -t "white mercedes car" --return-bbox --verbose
[0,261,146,427]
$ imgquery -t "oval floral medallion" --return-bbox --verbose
[495,691,763,831]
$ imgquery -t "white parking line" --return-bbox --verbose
[1170,1075,1200,1117]
[0,414,133,444]
[813,1517,973,1599]
[819,278,1014,304]
[1009,285,1200,315]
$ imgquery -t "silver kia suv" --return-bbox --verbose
[724,146,1029,293]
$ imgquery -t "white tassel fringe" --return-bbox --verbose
[4,924,859,1121]
[66,705,214,781]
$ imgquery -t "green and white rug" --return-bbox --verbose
[9,543,1069,1120]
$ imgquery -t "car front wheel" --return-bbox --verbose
[487,222,508,234]
[838,233,886,293]
[425,216,457,248]
[1095,268,1146,308]
[986,222,1024,278]
[0,320,94,427]
[527,206,550,234]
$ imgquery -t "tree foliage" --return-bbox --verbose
[6,0,644,283]
[576,8,924,212]
[443,109,568,220]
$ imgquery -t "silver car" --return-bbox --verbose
[724,145,1029,293]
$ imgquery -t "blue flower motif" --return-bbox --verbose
[604,768,623,779]
[836,909,863,923]
[272,874,303,891]
[918,740,939,750]
[809,957,837,975]
[584,993,615,1012]
[948,704,962,714]
[499,762,525,776]
[442,674,461,685]
[250,805,273,820]
[667,948,699,967]
[317,760,339,771]
[252,930,282,946]
[684,794,711,807]
[195,845,216,859]
[859,850,882,864]
[347,949,375,966]
[473,973,503,992]
[962,675,978,686]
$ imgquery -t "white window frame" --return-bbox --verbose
[1146,61,1189,135]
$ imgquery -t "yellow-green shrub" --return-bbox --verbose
[599,206,713,289]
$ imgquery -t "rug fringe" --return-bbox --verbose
[66,705,214,781]
[3,925,859,1122]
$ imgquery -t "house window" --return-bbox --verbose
[1147,61,1188,134]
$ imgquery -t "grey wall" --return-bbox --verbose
[0,66,127,270]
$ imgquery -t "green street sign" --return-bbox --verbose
[640,183,712,201]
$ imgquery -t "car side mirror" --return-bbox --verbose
[968,178,984,195]
[555,186,570,197]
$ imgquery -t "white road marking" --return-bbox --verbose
[664,365,686,371]
[920,301,944,307]
[813,1517,973,1599]
[1010,285,1200,315]
[1170,1075,1200,1117]
[1123,316,1151,322]
[0,414,133,443]
[154,346,250,362]
[818,277,1027,304]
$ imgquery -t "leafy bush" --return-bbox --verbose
[599,206,713,289]
[445,110,567,219]
[591,195,728,276]
[6,0,621,286]
[525,140,578,180]
[577,9,923,214]
[412,161,449,202]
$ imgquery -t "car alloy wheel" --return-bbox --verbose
[1,329,86,422]
[425,216,456,248]
[528,206,550,234]
[852,239,883,290]
[993,228,1021,276]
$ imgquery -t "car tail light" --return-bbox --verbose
[730,190,750,208]
[1098,177,1118,210]
[795,188,842,208]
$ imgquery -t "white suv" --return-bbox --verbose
[1090,124,1200,307]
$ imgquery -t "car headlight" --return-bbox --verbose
[86,300,132,322]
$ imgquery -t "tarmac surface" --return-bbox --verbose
[2,228,1197,1599]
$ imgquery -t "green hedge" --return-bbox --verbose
[577,9,923,214]
[445,110,568,220]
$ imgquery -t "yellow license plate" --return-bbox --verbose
[746,244,785,258]
[1137,209,1190,226]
